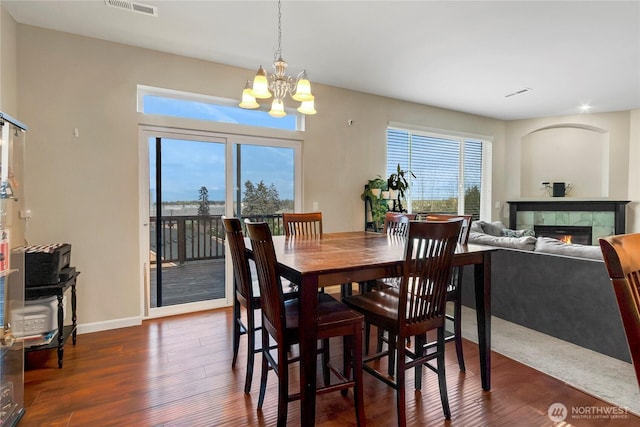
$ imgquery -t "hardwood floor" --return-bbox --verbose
[23,307,639,427]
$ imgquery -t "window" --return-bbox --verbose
[137,85,302,131]
[387,126,492,220]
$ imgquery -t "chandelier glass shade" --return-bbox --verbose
[239,0,316,118]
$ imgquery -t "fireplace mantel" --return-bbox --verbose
[507,199,630,238]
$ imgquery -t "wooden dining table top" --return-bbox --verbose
[257,231,496,286]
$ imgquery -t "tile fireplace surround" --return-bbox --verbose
[507,199,629,245]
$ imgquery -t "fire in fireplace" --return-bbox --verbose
[534,225,593,245]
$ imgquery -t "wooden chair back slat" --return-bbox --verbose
[382,212,416,235]
[245,221,286,340]
[282,212,323,237]
[400,220,462,331]
[222,216,254,300]
[421,213,473,244]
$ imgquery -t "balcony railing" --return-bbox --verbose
[149,214,285,265]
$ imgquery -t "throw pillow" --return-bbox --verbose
[501,228,536,238]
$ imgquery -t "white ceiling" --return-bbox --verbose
[3,0,640,120]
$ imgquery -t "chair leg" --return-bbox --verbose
[341,335,352,396]
[257,325,270,410]
[396,339,407,427]
[323,338,331,386]
[414,333,426,390]
[341,283,353,297]
[364,322,373,355]
[387,333,396,377]
[453,295,465,372]
[353,325,366,427]
[277,337,289,427]
[244,306,256,394]
[376,328,384,353]
[453,271,466,372]
[232,298,241,369]
[437,327,451,420]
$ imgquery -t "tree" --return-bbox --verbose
[243,180,281,215]
[197,186,210,216]
[464,185,481,220]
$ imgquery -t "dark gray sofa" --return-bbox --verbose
[460,247,631,363]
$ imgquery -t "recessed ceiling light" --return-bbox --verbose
[579,104,592,112]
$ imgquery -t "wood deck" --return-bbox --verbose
[150,259,226,307]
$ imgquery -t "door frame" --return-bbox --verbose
[138,124,302,319]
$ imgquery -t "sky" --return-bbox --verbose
[145,95,295,203]
[149,139,294,202]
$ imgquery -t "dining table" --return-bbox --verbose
[245,230,497,427]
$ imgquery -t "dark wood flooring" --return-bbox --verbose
[23,306,639,426]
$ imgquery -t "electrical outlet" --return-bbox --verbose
[539,181,550,190]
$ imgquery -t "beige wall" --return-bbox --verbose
[4,21,638,331]
[629,109,640,232]
[504,111,634,219]
[0,3,18,114]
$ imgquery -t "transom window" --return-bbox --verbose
[137,85,301,131]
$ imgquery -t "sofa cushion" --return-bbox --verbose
[470,220,484,233]
[481,221,507,236]
[469,232,537,250]
[534,237,603,260]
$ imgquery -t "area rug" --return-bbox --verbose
[460,306,640,416]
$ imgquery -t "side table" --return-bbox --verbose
[24,272,79,368]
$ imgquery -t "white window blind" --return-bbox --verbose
[387,126,491,220]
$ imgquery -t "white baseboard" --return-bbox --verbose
[76,316,142,335]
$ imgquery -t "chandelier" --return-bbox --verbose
[239,0,316,118]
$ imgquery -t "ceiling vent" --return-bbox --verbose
[505,88,533,98]
[104,0,158,17]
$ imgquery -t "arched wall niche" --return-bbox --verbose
[520,123,609,197]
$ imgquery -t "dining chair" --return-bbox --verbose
[381,212,416,235]
[369,212,416,361]
[422,213,473,372]
[599,233,640,388]
[245,220,366,427]
[342,219,462,426]
[283,211,351,296]
[222,216,298,394]
[282,212,323,236]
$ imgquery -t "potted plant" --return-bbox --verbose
[361,177,388,231]
[387,163,415,212]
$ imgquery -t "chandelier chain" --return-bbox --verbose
[275,0,282,60]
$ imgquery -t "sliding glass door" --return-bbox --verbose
[149,135,227,309]
[140,127,301,316]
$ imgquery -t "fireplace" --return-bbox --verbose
[534,225,593,245]
[507,199,629,245]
